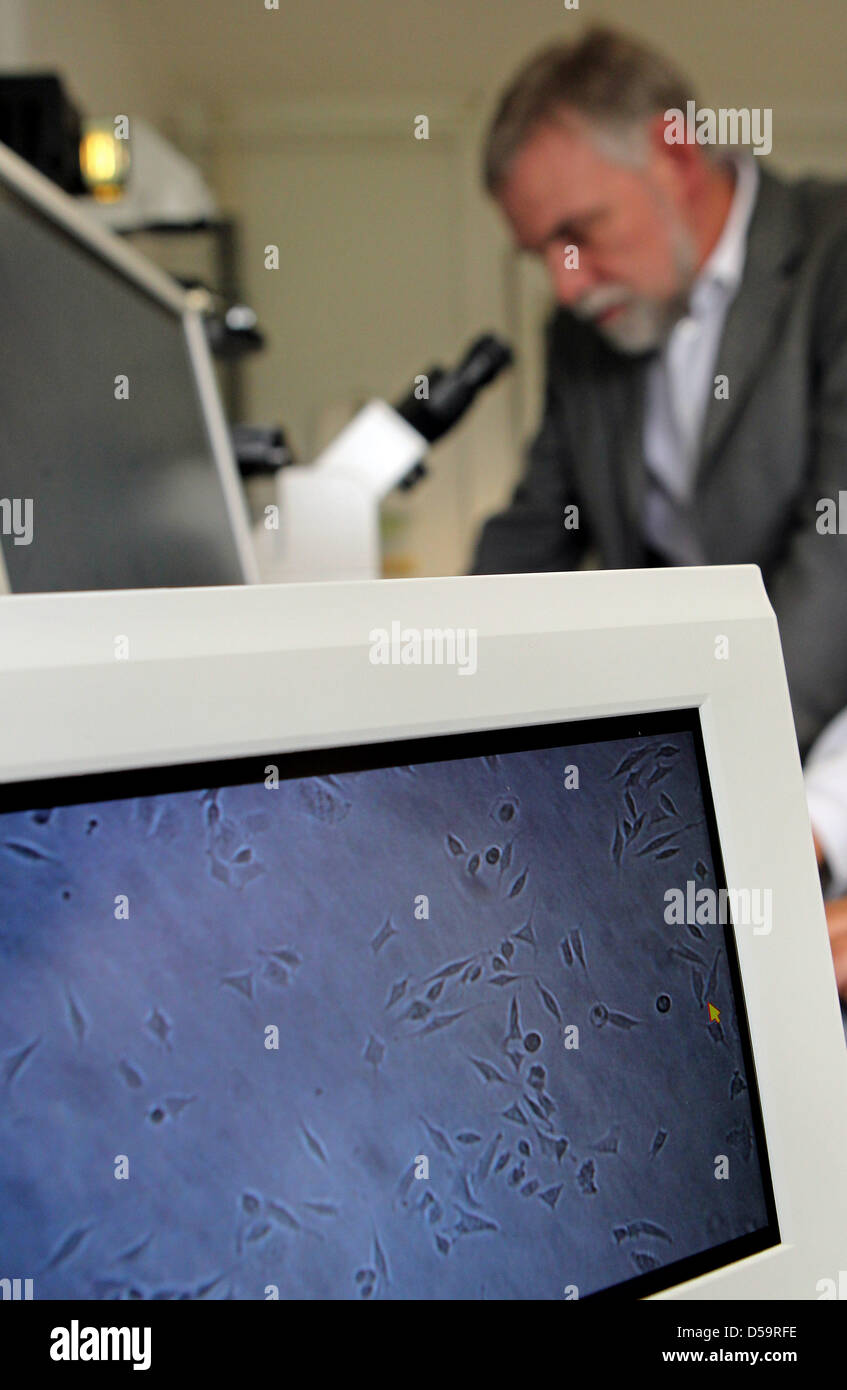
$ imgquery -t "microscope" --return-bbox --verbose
[251,333,513,582]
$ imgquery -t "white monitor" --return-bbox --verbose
[0,139,258,593]
[0,564,844,1301]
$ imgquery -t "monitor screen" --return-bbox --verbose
[0,709,778,1300]
[0,174,247,591]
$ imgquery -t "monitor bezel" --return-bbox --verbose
[0,565,844,1299]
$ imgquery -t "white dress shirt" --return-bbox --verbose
[641,155,761,563]
[805,708,847,897]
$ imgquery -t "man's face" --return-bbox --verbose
[496,117,698,353]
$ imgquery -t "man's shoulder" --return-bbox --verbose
[761,165,847,250]
[761,169,847,332]
[781,169,847,215]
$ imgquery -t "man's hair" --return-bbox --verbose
[483,26,702,192]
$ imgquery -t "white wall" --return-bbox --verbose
[2,0,174,117]
[208,94,520,576]
[0,0,26,65]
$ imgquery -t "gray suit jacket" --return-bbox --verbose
[472,168,847,759]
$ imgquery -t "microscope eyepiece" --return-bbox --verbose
[395,332,513,444]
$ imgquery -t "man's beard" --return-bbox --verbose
[571,220,698,355]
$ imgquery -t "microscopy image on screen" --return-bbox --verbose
[0,716,776,1299]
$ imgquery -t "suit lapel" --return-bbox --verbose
[611,355,651,565]
[566,321,650,567]
[697,170,803,475]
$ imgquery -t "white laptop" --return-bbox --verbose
[0,565,844,1300]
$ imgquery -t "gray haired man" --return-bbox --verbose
[471,27,847,759]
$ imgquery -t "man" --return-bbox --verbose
[471,27,847,759]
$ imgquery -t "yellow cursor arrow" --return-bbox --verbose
[707,1002,721,1023]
